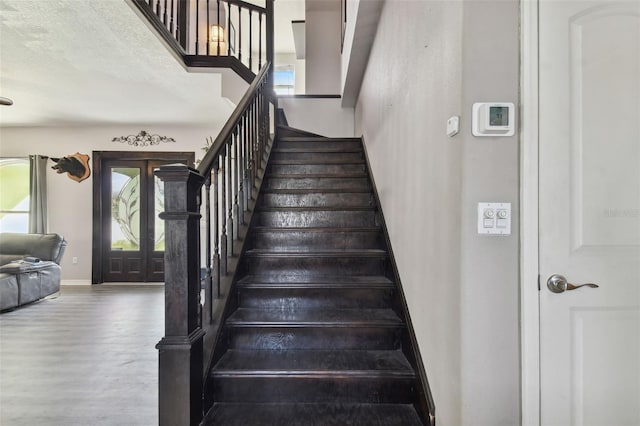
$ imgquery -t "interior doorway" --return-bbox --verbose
[92,151,194,283]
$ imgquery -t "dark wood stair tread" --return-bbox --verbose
[212,349,414,377]
[266,173,367,178]
[245,249,387,257]
[262,188,372,194]
[203,402,423,426]
[273,147,363,153]
[270,158,366,165]
[226,308,403,327]
[278,137,362,142]
[252,226,380,233]
[238,275,393,285]
[258,206,375,212]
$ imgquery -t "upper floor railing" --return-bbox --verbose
[131,0,274,82]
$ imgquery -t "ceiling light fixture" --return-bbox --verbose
[0,96,13,106]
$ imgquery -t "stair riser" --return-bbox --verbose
[269,163,366,175]
[277,140,362,151]
[251,230,383,250]
[271,152,364,163]
[212,377,415,403]
[242,256,387,276]
[256,210,377,228]
[238,288,393,309]
[226,327,401,350]
[260,193,373,208]
[265,177,370,190]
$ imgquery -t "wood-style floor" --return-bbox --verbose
[0,285,163,425]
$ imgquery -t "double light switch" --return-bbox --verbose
[477,202,511,235]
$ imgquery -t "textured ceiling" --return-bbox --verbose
[0,0,235,127]
[0,0,305,127]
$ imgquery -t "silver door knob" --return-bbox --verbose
[547,274,599,293]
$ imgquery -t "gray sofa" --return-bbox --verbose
[0,233,67,311]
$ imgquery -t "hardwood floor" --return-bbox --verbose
[0,285,163,425]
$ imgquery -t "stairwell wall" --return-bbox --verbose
[353,1,520,425]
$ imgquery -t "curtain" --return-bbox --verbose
[29,155,48,234]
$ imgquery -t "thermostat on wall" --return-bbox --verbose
[472,102,515,137]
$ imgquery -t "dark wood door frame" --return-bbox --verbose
[92,151,195,284]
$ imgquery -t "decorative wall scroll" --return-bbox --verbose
[112,130,176,147]
[51,152,91,183]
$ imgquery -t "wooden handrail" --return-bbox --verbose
[198,62,271,175]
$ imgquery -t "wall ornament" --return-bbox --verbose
[112,130,176,147]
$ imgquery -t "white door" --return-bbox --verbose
[539,1,640,425]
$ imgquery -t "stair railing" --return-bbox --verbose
[155,62,274,426]
[131,0,274,81]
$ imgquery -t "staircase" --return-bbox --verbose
[202,127,428,425]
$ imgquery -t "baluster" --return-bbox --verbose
[203,173,212,324]
[220,146,227,275]
[206,0,210,55]
[236,125,244,225]
[242,114,250,209]
[249,11,253,72]
[163,0,168,26]
[246,104,253,192]
[170,0,175,34]
[254,96,260,176]
[217,0,221,55]
[238,6,242,63]
[259,13,263,69]
[177,0,188,50]
[213,157,220,297]
[195,0,200,55]
[227,139,234,256]
[156,0,161,17]
[228,1,232,56]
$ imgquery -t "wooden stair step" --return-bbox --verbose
[244,249,387,257]
[225,308,403,327]
[277,136,362,142]
[212,349,414,377]
[264,176,370,190]
[202,402,424,426]
[266,173,367,179]
[269,158,365,165]
[250,227,383,250]
[237,274,394,286]
[261,188,371,194]
[270,152,364,163]
[268,163,366,175]
[255,208,377,228]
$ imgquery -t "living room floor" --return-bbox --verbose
[0,285,163,426]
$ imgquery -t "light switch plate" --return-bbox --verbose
[447,116,460,137]
[477,202,511,235]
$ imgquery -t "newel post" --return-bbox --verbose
[155,165,205,426]
[266,0,275,86]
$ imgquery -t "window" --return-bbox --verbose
[274,66,295,95]
[0,158,30,233]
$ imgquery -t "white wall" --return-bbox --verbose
[278,97,354,137]
[353,1,520,425]
[0,124,223,284]
[305,0,342,94]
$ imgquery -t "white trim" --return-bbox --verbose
[520,0,541,425]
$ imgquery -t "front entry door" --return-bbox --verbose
[92,152,194,283]
[539,2,640,425]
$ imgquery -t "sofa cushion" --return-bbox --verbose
[0,233,66,265]
[0,273,19,311]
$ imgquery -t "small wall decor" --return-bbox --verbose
[112,130,176,147]
[51,152,91,183]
